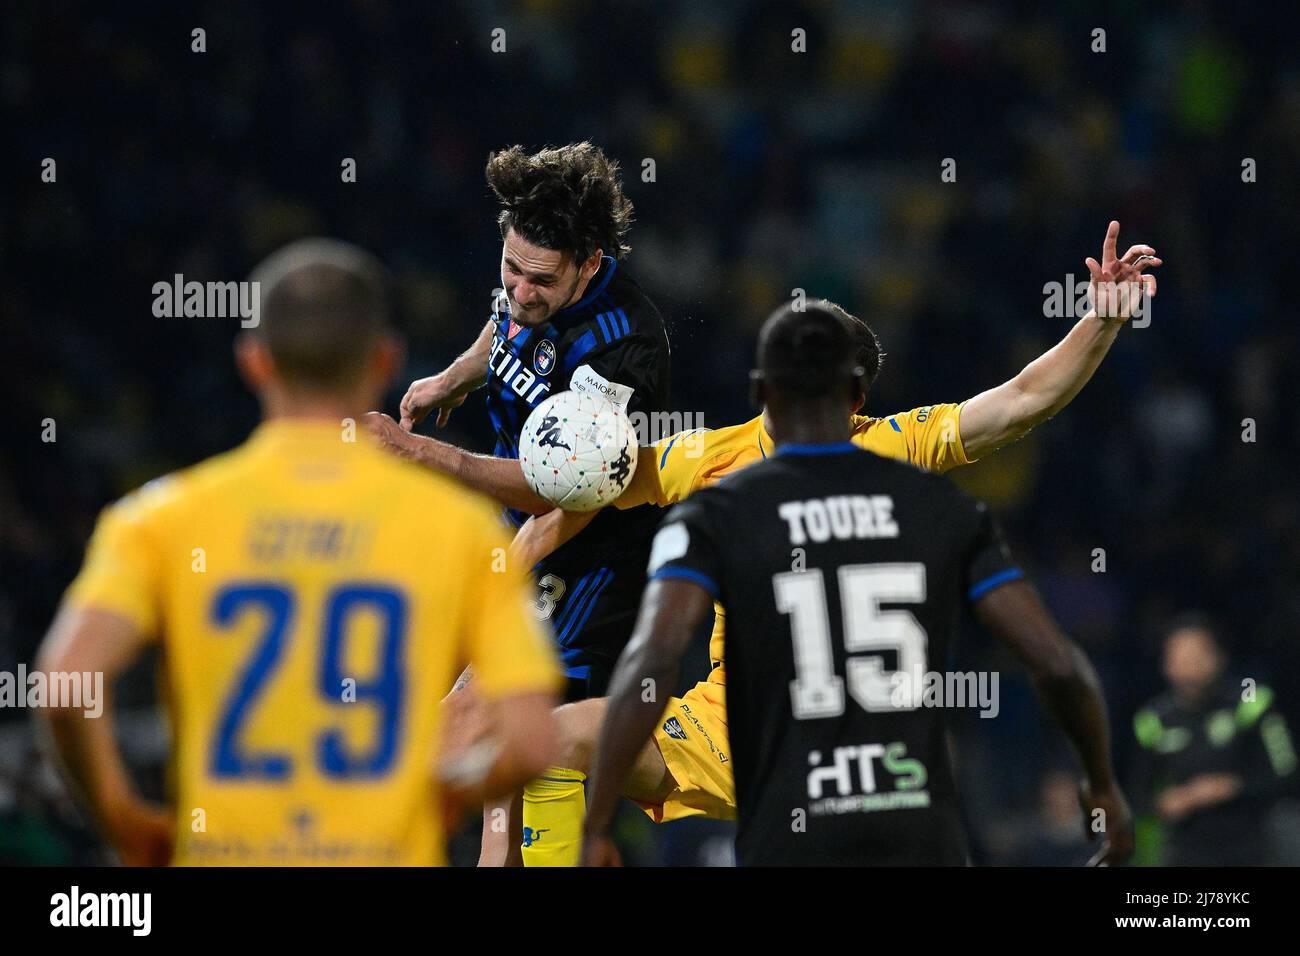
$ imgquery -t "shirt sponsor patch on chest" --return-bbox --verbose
[570,363,634,410]
[534,338,556,375]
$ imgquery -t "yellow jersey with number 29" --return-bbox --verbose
[63,419,561,866]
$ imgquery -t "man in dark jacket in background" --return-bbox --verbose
[1132,616,1297,865]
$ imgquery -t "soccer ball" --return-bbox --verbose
[520,390,638,512]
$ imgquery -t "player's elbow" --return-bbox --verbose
[963,386,1039,459]
[1003,369,1066,429]
[518,491,558,517]
[32,639,90,724]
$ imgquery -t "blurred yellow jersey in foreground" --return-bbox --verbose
[617,405,972,687]
[64,419,560,866]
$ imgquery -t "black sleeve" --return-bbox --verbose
[960,497,1024,604]
[1237,688,1298,801]
[644,493,724,601]
[569,331,668,421]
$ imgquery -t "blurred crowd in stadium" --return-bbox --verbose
[3,1,1297,864]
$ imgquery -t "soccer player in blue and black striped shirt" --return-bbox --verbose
[367,142,671,864]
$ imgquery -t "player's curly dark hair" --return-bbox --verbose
[486,142,634,263]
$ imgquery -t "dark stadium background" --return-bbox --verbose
[2,1,1297,865]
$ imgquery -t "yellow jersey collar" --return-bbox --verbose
[251,417,360,448]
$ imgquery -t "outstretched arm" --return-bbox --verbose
[582,578,713,865]
[959,221,1160,461]
[974,579,1133,864]
[365,411,554,515]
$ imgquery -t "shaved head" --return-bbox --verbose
[248,238,393,390]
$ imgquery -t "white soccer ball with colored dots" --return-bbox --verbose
[520,390,639,512]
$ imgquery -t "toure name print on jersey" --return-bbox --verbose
[778,495,900,545]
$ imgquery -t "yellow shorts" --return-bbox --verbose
[636,679,736,823]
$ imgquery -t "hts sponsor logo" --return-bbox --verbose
[50,886,151,936]
[806,742,931,816]
[0,665,103,717]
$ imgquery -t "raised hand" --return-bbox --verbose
[580,832,623,867]
[1084,220,1162,321]
[1080,779,1135,866]
[400,374,467,431]
[107,798,174,867]
[364,411,422,461]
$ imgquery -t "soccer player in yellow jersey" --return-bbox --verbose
[483,220,1159,863]
[34,238,562,866]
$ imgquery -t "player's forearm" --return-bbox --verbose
[510,509,598,569]
[39,699,139,834]
[584,635,684,837]
[962,310,1122,460]
[977,582,1116,789]
[1031,643,1117,790]
[402,434,553,514]
[1015,310,1123,421]
[509,512,555,571]
[440,320,494,397]
[453,448,554,515]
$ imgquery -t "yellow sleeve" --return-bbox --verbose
[462,520,563,699]
[63,495,166,637]
[615,429,710,509]
[614,445,666,509]
[876,403,973,474]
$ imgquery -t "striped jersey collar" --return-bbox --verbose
[557,256,617,317]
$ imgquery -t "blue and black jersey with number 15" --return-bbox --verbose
[485,256,671,698]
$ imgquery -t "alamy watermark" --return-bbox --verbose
[889,669,1000,718]
[1043,274,1151,328]
[0,665,104,717]
[50,886,151,936]
[152,273,260,327]
[627,410,708,456]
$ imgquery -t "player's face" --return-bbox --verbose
[500,229,589,326]
[1162,628,1223,696]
